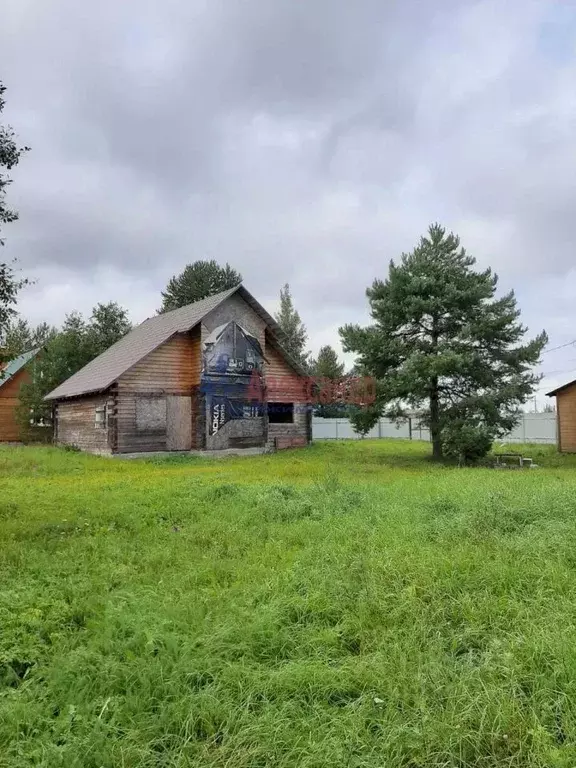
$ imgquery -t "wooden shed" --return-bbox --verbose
[44,285,312,455]
[546,379,576,452]
[0,348,41,442]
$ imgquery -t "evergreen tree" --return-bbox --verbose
[160,260,242,312]
[274,284,310,369]
[311,345,345,379]
[348,403,381,438]
[311,345,346,417]
[340,224,547,461]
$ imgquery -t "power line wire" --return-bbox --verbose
[539,368,576,377]
[541,339,576,355]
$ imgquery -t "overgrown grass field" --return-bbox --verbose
[2,440,576,767]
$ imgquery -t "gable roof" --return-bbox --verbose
[45,284,305,401]
[546,379,576,397]
[0,348,40,389]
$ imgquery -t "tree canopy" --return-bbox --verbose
[340,224,547,461]
[3,317,57,358]
[0,81,30,361]
[18,303,132,433]
[159,260,242,312]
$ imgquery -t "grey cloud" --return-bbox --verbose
[56,0,432,193]
[1,0,575,401]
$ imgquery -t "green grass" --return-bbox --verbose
[2,440,576,767]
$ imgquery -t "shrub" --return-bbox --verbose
[348,405,379,438]
[441,422,493,465]
[61,443,82,453]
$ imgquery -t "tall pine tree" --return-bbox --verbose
[340,224,547,461]
[311,345,345,380]
[274,284,310,369]
[311,345,346,417]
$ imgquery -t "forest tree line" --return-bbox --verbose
[0,80,547,462]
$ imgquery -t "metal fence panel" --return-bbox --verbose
[379,420,411,439]
[312,414,556,444]
[312,419,340,440]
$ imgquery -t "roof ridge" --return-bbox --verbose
[44,283,307,401]
[44,285,243,401]
[155,284,241,320]
[0,347,41,388]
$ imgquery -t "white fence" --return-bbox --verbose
[312,413,557,444]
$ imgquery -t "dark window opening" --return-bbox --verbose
[268,402,294,423]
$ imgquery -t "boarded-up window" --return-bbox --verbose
[95,405,107,429]
[136,397,167,431]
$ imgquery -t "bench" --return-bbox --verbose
[494,453,533,468]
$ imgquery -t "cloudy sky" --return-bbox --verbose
[1,0,576,402]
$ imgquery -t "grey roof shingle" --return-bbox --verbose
[44,285,305,401]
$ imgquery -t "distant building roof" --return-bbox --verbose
[0,348,41,389]
[45,284,304,401]
[546,379,576,397]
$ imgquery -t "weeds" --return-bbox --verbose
[1,441,576,766]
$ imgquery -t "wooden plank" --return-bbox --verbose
[275,436,307,450]
[56,394,110,453]
[166,396,192,450]
[0,368,31,399]
[0,400,21,441]
[0,369,31,442]
[228,436,264,448]
[115,440,167,453]
[557,386,576,452]
[119,389,194,397]
[264,343,307,402]
[117,330,201,392]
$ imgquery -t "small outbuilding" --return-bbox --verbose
[0,348,41,442]
[546,379,576,452]
[44,285,312,455]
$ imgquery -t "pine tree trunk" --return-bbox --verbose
[430,377,443,461]
[429,318,443,461]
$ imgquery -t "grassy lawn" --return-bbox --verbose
[2,440,576,767]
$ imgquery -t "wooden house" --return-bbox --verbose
[546,379,576,453]
[44,285,312,454]
[0,349,41,442]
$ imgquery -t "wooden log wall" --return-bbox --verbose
[264,342,307,402]
[264,338,310,448]
[0,368,30,442]
[55,394,111,453]
[556,385,576,452]
[115,330,201,453]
